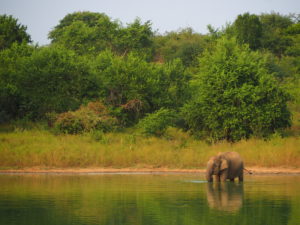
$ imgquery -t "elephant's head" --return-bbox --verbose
[206,154,229,182]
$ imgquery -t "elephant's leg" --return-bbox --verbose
[220,170,228,182]
[238,173,244,182]
[215,175,221,182]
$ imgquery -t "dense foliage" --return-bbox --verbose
[54,101,117,134]
[1,11,299,142]
[182,38,291,142]
[153,28,207,67]
[0,15,31,50]
[138,108,178,136]
[0,44,91,119]
[233,13,263,50]
[48,12,154,58]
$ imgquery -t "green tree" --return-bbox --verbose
[0,43,34,121]
[154,28,206,67]
[159,59,191,108]
[285,23,300,57]
[116,18,154,59]
[0,14,31,50]
[48,12,155,58]
[182,38,291,142]
[12,46,93,119]
[0,42,111,121]
[260,12,294,56]
[233,13,263,50]
[91,50,158,124]
[91,51,190,125]
[48,11,119,55]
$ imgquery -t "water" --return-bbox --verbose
[0,173,300,225]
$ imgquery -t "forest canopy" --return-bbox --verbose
[0,11,299,142]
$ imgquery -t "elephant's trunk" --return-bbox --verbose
[206,168,213,182]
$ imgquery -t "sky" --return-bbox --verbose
[1,0,299,45]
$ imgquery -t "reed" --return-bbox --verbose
[0,127,299,169]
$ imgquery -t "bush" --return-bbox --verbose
[54,111,84,134]
[54,101,117,134]
[86,101,108,115]
[138,108,178,136]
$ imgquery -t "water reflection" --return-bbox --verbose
[0,174,299,225]
[206,182,243,213]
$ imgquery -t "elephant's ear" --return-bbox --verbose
[220,159,228,171]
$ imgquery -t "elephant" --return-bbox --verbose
[206,152,244,182]
[206,182,244,213]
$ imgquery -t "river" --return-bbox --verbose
[0,173,299,225]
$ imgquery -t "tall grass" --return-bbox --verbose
[0,127,299,169]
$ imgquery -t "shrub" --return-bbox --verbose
[54,101,117,134]
[87,101,108,115]
[54,111,84,134]
[138,108,178,136]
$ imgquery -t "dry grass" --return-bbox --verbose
[0,127,299,169]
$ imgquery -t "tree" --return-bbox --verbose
[21,46,95,118]
[159,59,191,108]
[2,45,95,119]
[48,11,119,55]
[91,50,158,125]
[48,12,155,58]
[90,51,190,125]
[182,38,291,142]
[0,14,31,50]
[233,13,263,50]
[153,28,206,67]
[259,12,294,56]
[0,43,34,121]
[116,18,154,59]
[285,23,300,57]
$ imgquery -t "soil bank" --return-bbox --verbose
[1,167,300,174]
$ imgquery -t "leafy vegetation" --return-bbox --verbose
[153,28,207,67]
[0,11,299,154]
[182,38,291,142]
[138,108,178,137]
[0,15,31,50]
[234,13,263,50]
[54,101,117,134]
[48,12,154,58]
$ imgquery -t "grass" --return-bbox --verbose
[0,125,300,169]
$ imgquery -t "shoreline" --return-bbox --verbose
[1,167,300,175]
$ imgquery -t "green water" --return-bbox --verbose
[0,173,300,225]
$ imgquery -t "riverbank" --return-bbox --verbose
[1,167,300,174]
[1,127,300,170]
